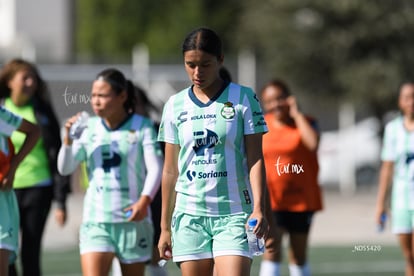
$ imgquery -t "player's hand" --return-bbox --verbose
[124,196,150,222]
[247,212,269,239]
[0,166,16,191]
[286,96,301,119]
[158,230,173,260]
[55,208,67,226]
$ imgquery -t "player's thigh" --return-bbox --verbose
[81,251,114,276]
[180,259,214,276]
[397,233,414,258]
[214,255,251,276]
[0,249,10,276]
[265,213,284,260]
[288,232,309,265]
[120,262,146,276]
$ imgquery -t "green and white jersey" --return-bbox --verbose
[0,106,22,154]
[158,82,267,216]
[381,116,414,210]
[72,114,163,223]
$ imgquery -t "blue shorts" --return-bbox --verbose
[171,211,250,263]
[79,219,153,264]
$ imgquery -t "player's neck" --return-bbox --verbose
[9,93,30,107]
[193,79,223,103]
[104,111,129,130]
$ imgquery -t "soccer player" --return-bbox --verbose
[376,81,414,276]
[0,58,71,276]
[110,85,168,276]
[258,79,323,276]
[0,106,40,276]
[157,27,269,276]
[57,68,163,276]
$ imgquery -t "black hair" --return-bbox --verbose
[219,66,232,82]
[0,58,51,105]
[182,27,223,59]
[261,79,291,98]
[96,68,136,114]
[134,84,159,116]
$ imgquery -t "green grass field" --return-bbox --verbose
[36,245,404,276]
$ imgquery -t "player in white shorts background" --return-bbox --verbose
[0,106,40,276]
[157,27,269,276]
[376,81,414,276]
[57,68,163,276]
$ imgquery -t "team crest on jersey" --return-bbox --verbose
[221,102,235,120]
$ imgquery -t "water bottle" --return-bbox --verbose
[69,111,89,139]
[377,212,387,232]
[247,218,265,256]
[158,249,171,267]
[125,209,132,218]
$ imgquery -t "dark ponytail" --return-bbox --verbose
[96,68,136,114]
[125,80,136,114]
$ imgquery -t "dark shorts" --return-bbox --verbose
[272,211,314,233]
[150,188,162,245]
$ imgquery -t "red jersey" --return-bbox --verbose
[262,113,323,212]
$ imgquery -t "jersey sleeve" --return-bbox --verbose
[241,88,268,135]
[0,106,23,136]
[140,120,163,199]
[381,121,396,162]
[158,96,179,144]
[57,144,81,175]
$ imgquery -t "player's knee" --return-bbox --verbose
[289,254,307,266]
[293,259,306,266]
[264,238,281,255]
[403,253,414,265]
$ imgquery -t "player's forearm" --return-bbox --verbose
[160,170,177,231]
[11,120,41,168]
[292,113,319,151]
[57,145,79,175]
[141,152,163,200]
[249,159,266,213]
[245,134,266,213]
[376,161,393,208]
